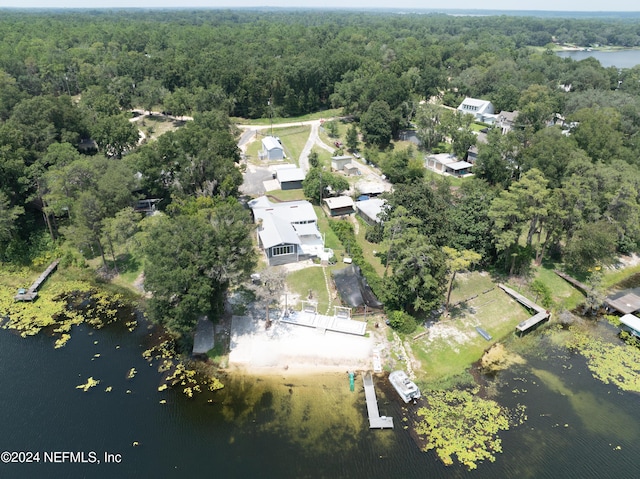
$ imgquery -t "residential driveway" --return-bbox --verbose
[240,163,273,196]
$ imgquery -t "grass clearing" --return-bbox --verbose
[268,189,306,202]
[138,116,184,141]
[275,125,311,164]
[532,264,584,311]
[244,125,310,166]
[602,261,640,290]
[354,217,385,276]
[231,109,342,126]
[286,266,330,312]
[410,271,531,387]
[315,207,342,252]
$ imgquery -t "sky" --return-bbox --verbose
[0,1,638,12]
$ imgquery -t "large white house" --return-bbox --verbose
[249,196,324,266]
[457,97,495,124]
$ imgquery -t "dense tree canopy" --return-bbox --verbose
[4,8,640,326]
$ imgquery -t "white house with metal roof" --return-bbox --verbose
[249,196,324,265]
[425,153,473,177]
[457,97,496,124]
[260,136,284,161]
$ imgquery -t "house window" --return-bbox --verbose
[272,245,294,256]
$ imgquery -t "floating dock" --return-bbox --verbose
[363,371,393,429]
[498,283,550,335]
[14,259,60,302]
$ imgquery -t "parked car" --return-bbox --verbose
[352,151,361,158]
[334,141,343,148]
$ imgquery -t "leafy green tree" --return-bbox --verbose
[571,107,625,163]
[475,129,519,187]
[415,103,445,151]
[387,310,418,334]
[142,199,256,340]
[324,120,338,138]
[517,84,558,133]
[0,69,24,121]
[384,179,451,247]
[488,169,550,272]
[448,180,497,262]
[302,167,349,204]
[380,147,424,184]
[442,246,481,312]
[360,100,393,147]
[90,114,139,158]
[0,191,23,255]
[346,123,359,152]
[308,149,319,168]
[382,228,447,314]
[564,221,617,273]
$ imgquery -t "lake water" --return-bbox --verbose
[1,317,639,478]
[556,49,640,68]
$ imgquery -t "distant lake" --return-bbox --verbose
[556,49,640,68]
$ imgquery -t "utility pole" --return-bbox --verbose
[268,97,273,137]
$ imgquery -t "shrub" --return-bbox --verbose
[388,310,418,334]
[531,279,553,308]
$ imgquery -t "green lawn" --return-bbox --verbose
[602,262,640,290]
[354,217,385,276]
[231,108,342,126]
[532,264,584,311]
[267,189,306,202]
[286,266,330,312]
[276,125,311,164]
[315,206,343,252]
[244,125,310,166]
[410,271,531,388]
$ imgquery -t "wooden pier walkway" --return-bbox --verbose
[498,284,550,335]
[553,270,592,296]
[363,371,393,429]
[14,259,60,302]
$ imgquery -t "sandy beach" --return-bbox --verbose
[228,311,381,375]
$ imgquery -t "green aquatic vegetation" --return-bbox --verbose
[568,330,640,392]
[76,377,100,391]
[415,388,522,470]
[143,340,224,397]
[1,273,131,345]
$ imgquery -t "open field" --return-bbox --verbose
[244,125,310,166]
[409,271,531,388]
[231,108,342,126]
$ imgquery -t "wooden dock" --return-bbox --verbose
[363,371,393,429]
[604,290,640,315]
[14,259,60,302]
[498,284,550,335]
[553,270,592,296]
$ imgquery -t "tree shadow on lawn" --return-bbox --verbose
[115,253,141,274]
